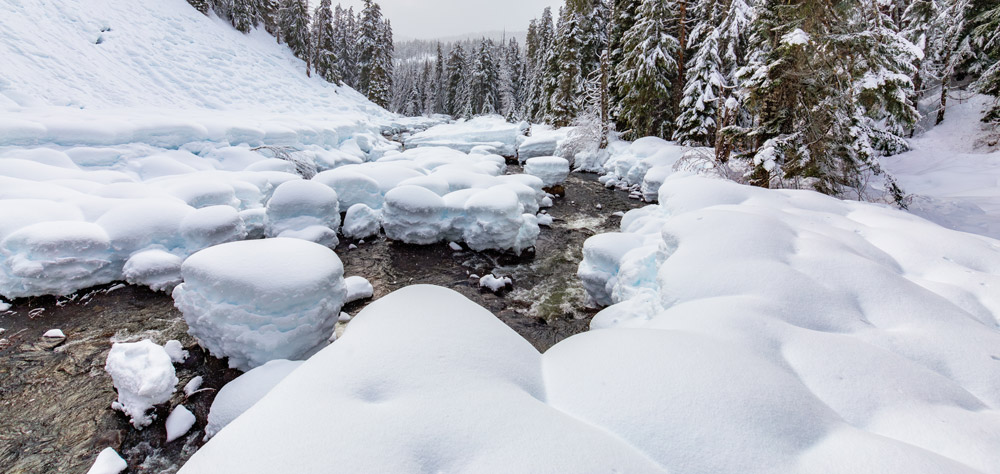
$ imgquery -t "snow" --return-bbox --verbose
[782,28,812,46]
[86,448,127,474]
[405,116,521,156]
[105,340,178,429]
[172,238,347,371]
[205,359,303,440]
[518,125,573,160]
[165,405,197,443]
[122,249,184,293]
[0,221,116,299]
[0,300,9,311]
[183,376,203,396]
[265,180,340,247]
[164,340,188,364]
[595,137,691,197]
[523,156,570,187]
[382,185,448,244]
[43,329,65,339]
[341,203,381,240]
[883,95,1000,239]
[344,276,374,303]
[479,274,512,292]
[185,176,1000,473]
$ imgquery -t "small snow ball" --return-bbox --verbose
[524,156,570,188]
[345,276,374,303]
[172,238,347,371]
[342,204,381,240]
[105,340,178,429]
[86,447,127,474]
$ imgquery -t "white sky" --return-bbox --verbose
[329,0,562,40]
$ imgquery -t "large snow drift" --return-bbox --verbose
[172,239,347,371]
[184,176,1000,473]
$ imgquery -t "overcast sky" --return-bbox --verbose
[331,0,563,40]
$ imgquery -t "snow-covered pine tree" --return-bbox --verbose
[550,6,586,126]
[575,0,612,80]
[333,5,358,88]
[972,1,1000,123]
[231,0,262,33]
[608,0,641,125]
[445,44,466,116]
[673,0,726,146]
[712,0,754,161]
[421,60,435,116]
[261,0,280,37]
[523,18,543,121]
[615,0,679,139]
[278,0,312,76]
[467,39,501,116]
[210,0,233,21]
[187,0,210,15]
[312,0,340,83]
[502,38,525,121]
[902,0,941,126]
[932,0,972,124]
[532,8,558,123]
[434,43,447,114]
[358,1,392,107]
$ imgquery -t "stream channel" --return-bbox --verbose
[0,164,646,473]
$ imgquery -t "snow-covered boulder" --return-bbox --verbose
[461,187,538,254]
[341,203,381,240]
[172,238,347,371]
[381,185,448,245]
[0,221,116,299]
[577,232,646,306]
[517,125,572,160]
[105,340,178,429]
[599,137,688,190]
[344,276,374,303]
[265,180,340,247]
[524,156,570,187]
[206,359,303,440]
[312,169,383,210]
[123,249,183,293]
[179,205,247,250]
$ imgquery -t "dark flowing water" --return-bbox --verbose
[0,171,644,473]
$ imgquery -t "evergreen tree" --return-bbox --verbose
[972,2,1000,123]
[358,1,392,106]
[932,0,972,124]
[674,0,726,145]
[500,39,525,120]
[615,0,679,139]
[231,0,262,33]
[434,43,447,114]
[334,5,359,88]
[608,0,641,124]
[261,0,280,37]
[210,0,233,21]
[466,39,501,116]
[312,0,340,83]
[902,0,941,124]
[551,6,586,126]
[278,0,312,76]
[188,0,210,15]
[445,44,467,116]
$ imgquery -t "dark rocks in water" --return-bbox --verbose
[544,184,566,197]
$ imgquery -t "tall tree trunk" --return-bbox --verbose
[600,49,610,149]
[674,0,687,119]
[936,76,948,125]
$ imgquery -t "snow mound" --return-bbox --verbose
[518,125,572,160]
[596,137,690,196]
[184,176,1000,473]
[172,238,346,371]
[344,276,373,303]
[265,180,340,247]
[405,116,522,156]
[105,340,178,429]
[206,359,303,440]
[341,203,381,240]
[87,448,127,474]
[166,405,196,443]
[0,221,116,299]
[524,156,570,187]
[123,249,184,293]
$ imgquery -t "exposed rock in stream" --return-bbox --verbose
[0,171,644,473]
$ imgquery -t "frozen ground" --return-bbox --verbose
[883,94,1000,239]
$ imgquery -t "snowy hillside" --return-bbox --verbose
[0,0,393,149]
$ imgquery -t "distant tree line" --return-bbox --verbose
[187,0,395,108]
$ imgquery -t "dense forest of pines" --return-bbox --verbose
[191,0,1000,196]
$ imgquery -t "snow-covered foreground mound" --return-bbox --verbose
[173,239,346,371]
[185,177,1000,473]
[883,95,1000,240]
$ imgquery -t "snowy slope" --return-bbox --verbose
[0,0,393,148]
[883,95,1000,239]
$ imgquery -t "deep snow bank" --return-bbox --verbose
[184,177,1000,473]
